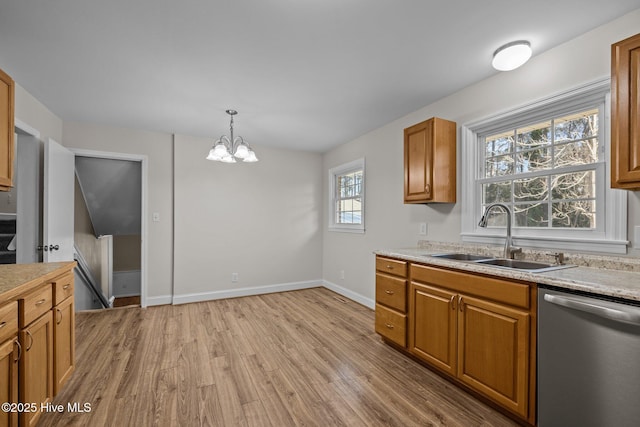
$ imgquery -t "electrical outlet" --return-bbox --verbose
[340,270,345,280]
[152,212,160,222]
[232,273,239,282]
[419,223,428,235]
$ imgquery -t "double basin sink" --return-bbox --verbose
[430,253,575,273]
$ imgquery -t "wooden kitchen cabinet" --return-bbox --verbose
[53,280,75,395]
[0,300,19,427]
[457,295,530,418]
[0,67,15,192]
[404,117,456,203]
[374,256,408,347]
[409,282,457,375]
[378,258,537,424]
[19,285,54,427]
[611,32,640,190]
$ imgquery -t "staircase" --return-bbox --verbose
[0,217,16,264]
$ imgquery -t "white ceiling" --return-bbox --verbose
[1,1,639,153]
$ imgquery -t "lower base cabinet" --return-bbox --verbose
[379,259,536,425]
[19,310,54,427]
[0,338,19,427]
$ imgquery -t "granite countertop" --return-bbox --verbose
[0,262,77,304]
[375,243,640,303]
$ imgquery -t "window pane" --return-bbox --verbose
[517,121,551,151]
[485,155,514,177]
[551,171,595,200]
[554,110,598,142]
[485,132,513,157]
[514,146,551,173]
[483,182,511,204]
[514,177,547,202]
[514,203,549,227]
[552,200,595,228]
[554,139,598,167]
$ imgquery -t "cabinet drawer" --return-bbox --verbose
[375,304,407,347]
[376,257,407,278]
[53,273,74,305]
[376,274,407,313]
[19,284,53,328]
[0,301,18,343]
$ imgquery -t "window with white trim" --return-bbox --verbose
[328,158,365,233]
[461,80,628,254]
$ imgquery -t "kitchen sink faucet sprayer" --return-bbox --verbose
[478,203,522,259]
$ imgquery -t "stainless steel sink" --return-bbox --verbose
[475,258,575,273]
[430,253,575,273]
[431,253,493,261]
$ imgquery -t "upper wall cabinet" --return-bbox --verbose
[404,117,456,203]
[0,67,15,192]
[611,32,640,190]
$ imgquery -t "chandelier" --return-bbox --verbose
[206,109,258,163]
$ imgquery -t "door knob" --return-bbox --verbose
[49,244,59,251]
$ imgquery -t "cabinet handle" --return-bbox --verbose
[450,295,456,310]
[385,323,394,329]
[13,340,22,363]
[425,184,431,193]
[56,308,63,324]
[35,299,47,306]
[386,265,394,270]
[0,321,6,329]
[459,296,464,312]
[63,284,71,290]
[25,330,33,351]
[385,290,394,295]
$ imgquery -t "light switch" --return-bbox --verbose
[419,223,428,235]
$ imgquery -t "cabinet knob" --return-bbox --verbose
[386,265,393,270]
[385,323,395,330]
[385,290,394,295]
[425,184,431,193]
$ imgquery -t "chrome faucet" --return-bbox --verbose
[478,203,522,259]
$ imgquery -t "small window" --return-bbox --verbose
[329,158,365,233]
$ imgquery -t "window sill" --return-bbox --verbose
[461,233,629,255]
[328,226,365,234]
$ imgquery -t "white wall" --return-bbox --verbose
[172,134,323,303]
[322,9,640,306]
[14,83,62,143]
[62,122,174,304]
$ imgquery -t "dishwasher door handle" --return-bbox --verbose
[544,294,640,326]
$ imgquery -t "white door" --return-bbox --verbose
[43,138,75,262]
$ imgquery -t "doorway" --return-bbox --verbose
[72,149,148,308]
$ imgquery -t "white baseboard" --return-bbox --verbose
[322,280,374,309]
[145,295,173,307]
[172,279,323,305]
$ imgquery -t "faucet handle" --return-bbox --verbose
[509,246,522,259]
[553,252,565,265]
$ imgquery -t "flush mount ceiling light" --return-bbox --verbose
[492,41,532,71]
[206,109,258,163]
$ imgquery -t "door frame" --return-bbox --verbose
[70,148,149,308]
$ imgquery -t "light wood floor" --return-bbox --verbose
[39,288,518,426]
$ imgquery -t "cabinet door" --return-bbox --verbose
[53,297,75,395]
[19,311,54,427]
[612,32,640,189]
[457,295,529,418]
[404,119,433,202]
[409,282,457,375]
[0,68,14,192]
[0,338,19,427]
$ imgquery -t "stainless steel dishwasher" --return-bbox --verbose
[538,286,640,426]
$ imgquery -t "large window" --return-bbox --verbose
[461,79,627,254]
[481,108,599,230]
[328,158,365,233]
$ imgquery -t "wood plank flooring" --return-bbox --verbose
[38,288,518,426]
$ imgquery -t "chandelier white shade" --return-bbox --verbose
[206,110,258,163]
[491,41,532,71]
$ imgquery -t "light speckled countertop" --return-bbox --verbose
[375,242,640,303]
[0,262,76,303]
